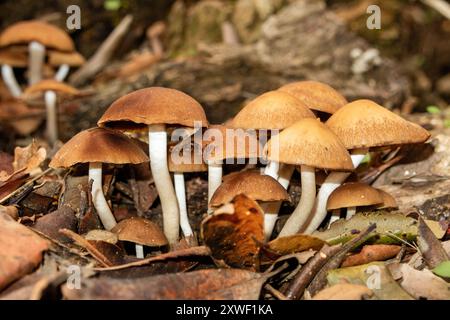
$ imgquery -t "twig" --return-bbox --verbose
[69,15,134,86]
[421,0,450,20]
[265,284,288,300]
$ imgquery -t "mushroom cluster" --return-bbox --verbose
[48,80,429,257]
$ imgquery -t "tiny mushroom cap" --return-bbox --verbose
[97,87,208,129]
[326,182,383,210]
[22,79,80,99]
[278,81,347,114]
[48,50,85,67]
[210,171,289,207]
[375,189,398,209]
[0,20,75,51]
[231,90,315,130]
[49,127,149,168]
[326,99,431,150]
[111,217,168,247]
[265,118,354,171]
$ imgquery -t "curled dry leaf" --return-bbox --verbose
[312,283,373,300]
[0,211,49,290]
[388,263,450,300]
[63,268,270,300]
[13,141,46,175]
[201,194,264,270]
[342,244,402,267]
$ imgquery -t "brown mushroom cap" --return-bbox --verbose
[203,124,262,163]
[22,79,80,99]
[111,217,168,247]
[0,46,28,67]
[231,90,315,130]
[0,21,75,51]
[375,189,398,209]
[327,182,383,210]
[278,81,347,114]
[210,171,289,207]
[49,127,149,168]
[265,118,354,171]
[48,50,85,67]
[326,100,430,150]
[97,87,208,129]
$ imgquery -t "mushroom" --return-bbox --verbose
[209,171,289,211]
[203,124,262,206]
[374,189,398,210]
[111,217,168,259]
[49,127,149,231]
[48,50,85,81]
[22,79,80,145]
[0,21,75,85]
[327,182,383,225]
[264,118,353,238]
[303,99,430,234]
[98,87,208,245]
[146,21,166,57]
[278,80,348,117]
[168,144,207,238]
[0,46,28,97]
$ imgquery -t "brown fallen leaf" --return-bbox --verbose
[32,206,78,243]
[417,217,449,269]
[265,234,326,257]
[13,141,46,175]
[201,194,264,270]
[63,268,270,300]
[0,211,49,290]
[311,283,373,300]
[118,51,161,78]
[0,205,18,220]
[342,244,402,267]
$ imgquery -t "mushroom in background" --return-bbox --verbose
[49,127,149,231]
[375,189,398,210]
[265,118,353,238]
[98,87,208,245]
[0,46,28,97]
[21,79,80,145]
[303,99,430,234]
[48,50,85,81]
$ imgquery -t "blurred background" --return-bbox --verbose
[0,0,449,147]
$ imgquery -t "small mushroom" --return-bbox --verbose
[265,118,353,238]
[22,79,80,145]
[0,46,28,97]
[304,99,430,234]
[374,189,398,210]
[98,87,208,245]
[49,127,149,231]
[327,182,383,225]
[111,217,168,258]
[48,50,85,81]
[0,20,75,85]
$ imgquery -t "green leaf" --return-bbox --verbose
[432,261,450,278]
[104,0,121,11]
[426,105,441,114]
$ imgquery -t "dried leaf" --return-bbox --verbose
[0,205,18,220]
[13,141,46,175]
[265,234,326,256]
[63,268,270,300]
[32,206,77,243]
[201,194,264,270]
[417,217,449,269]
[0,211,49,290]
[342,244,402,267]
[312,283,373,300]
[424,219,447,239]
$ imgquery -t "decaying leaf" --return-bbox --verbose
[311,283,373,300]
[0,205,18,220]
[327,262,413,300]
[417,217,449,269]
[388,263,450,300]
[32,206,78,243]
[13,141,46,175]
[0,211,49,290]
[63,268,270,300]
[201,194,264,270]
[342,244,402,267]
[265,234,326,257]
[314,212,417,245]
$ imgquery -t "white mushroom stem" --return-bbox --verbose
[55,64,70,81]
[346,206,356,220]
[148,124,180,244]
[44,90,58,145]
[174,172,193,237]
[1,65,22,97]
[28,41,45,85]
[303,148,368,234]
[328,209,341,228]
[263,164,295,240]
[88,162,117,230]
[208,161,223,207]
[264,160,279,179]
[135,245,144,259]
[278,165,316,237]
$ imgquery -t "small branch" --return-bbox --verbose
[421,0,450,20]
[69,15,134,86]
